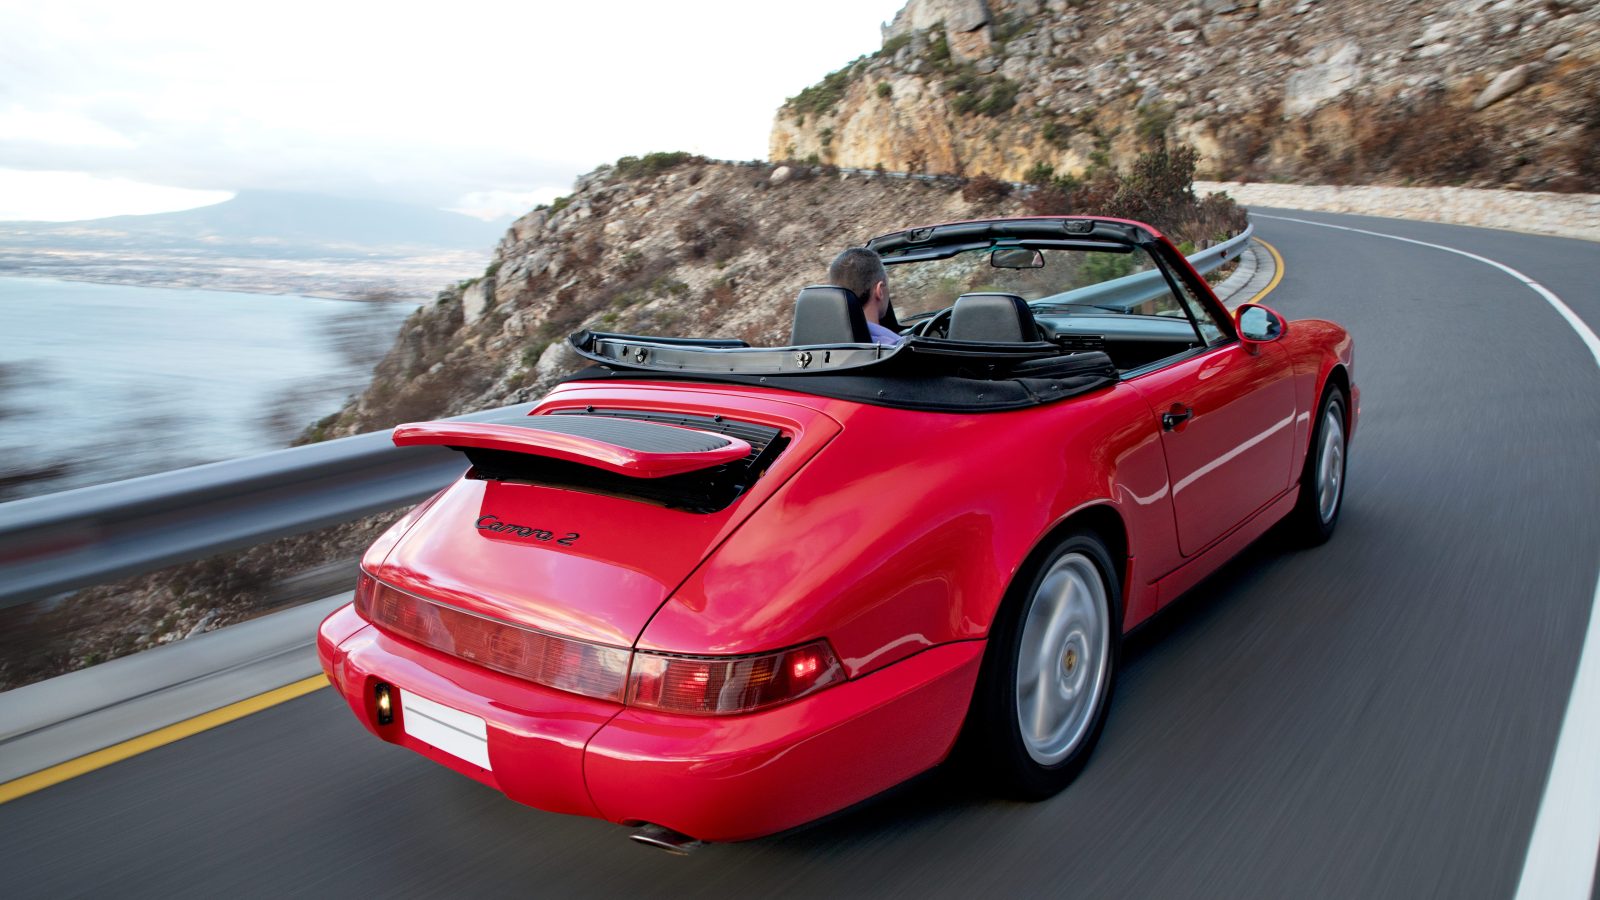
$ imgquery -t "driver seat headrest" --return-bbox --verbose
[948,292,1039,342]
[790,285,871,344]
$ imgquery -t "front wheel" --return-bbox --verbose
[965,530,1121,799]
[1286,385,1349,545]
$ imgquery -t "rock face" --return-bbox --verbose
[1284,41,1362,116]
[772,0,1600,191]
[886,0,996,60]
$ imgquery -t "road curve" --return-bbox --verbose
[3,210,1599,899]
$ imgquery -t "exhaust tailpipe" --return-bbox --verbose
[630,823,702,855]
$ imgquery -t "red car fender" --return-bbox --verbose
[360,488,446,571]
[1277,319,1356,467]
[636,381,1176,677]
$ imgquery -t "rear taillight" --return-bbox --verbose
[627,641,844,715]
[355,573,845,714]
[355,572,630,702]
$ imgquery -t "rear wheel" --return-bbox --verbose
[1286,384,1348,545]
[966,530,1121,799]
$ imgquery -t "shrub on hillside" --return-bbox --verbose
[1040,119,1073,149]
[961,174,1013,203]
[1021,183,1073,216]
[613,152,704,180]
[1572,93,1600,190]
[1022,143,1247,245]
[1356,100,1492,185]
[675,194,750,262]
[944,70,1020,118]
[787,66,856,122]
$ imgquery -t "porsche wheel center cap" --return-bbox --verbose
[1063,647,1078,674]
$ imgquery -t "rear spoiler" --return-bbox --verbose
[393,418,752,479]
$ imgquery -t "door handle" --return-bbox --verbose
[1161,405,1193,431]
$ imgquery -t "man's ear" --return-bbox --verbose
[874,280,903,330]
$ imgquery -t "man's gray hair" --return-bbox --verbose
[827,247,887,305]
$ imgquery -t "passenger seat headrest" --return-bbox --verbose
[790,285,871,345]
[948,292,1039,342]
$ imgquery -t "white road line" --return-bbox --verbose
[1257,212,1600,900]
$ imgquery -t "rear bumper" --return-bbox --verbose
[317,603,983,841]
[317,603,614,818]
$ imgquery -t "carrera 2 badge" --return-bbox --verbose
[475,514,578,546]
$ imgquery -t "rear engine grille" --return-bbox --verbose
[466,408,788,513]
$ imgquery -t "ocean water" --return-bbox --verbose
[0,276,418,500]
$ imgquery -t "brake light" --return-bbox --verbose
[355,573,630,702]
[355,573,846,713]
[627,641,844,715]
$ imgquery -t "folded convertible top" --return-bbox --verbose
[563,331,1118,413]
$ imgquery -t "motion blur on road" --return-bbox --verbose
[3,209,1598,898]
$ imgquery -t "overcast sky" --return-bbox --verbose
[0,0,907,221]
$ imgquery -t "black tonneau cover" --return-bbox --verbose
[564,331,1117,413]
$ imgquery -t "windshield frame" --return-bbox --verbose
[871,216,1239,347]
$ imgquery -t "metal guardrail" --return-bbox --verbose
[0,403,537,610]
[0,229,1254,612]
[1037,224,1254,311]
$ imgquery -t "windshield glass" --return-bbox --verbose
[885,245,1186,320]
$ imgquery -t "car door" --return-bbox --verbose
[1127,340,1298,557]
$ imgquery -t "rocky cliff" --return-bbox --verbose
[771,0,1600,191]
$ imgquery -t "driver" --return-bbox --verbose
[827,247,902,346]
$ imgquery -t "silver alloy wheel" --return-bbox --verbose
[1015,551,1111,765]
[1317,402,1346,524]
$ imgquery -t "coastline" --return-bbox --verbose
[0,245,489,302]
[0,269,361,302]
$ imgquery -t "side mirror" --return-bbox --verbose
[1236,304,1286,353]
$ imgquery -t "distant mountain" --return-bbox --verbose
[0,190,504,259]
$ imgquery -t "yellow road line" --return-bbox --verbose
[1248,237,1285,304]
[0,674,329,805]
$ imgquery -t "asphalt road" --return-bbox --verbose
[4,210,1599,899]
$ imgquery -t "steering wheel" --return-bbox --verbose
[908,307,954,339]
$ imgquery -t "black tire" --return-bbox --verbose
[1285,384,1349,545]
[963,530,1121,800]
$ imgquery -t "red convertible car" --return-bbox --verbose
[318,216,1356,849]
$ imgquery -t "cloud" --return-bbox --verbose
[0,170,232,220]
[448,188,565,221]
[0,0,907,217]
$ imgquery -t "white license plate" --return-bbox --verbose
[399,689,491,770]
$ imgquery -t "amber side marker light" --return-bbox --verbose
[375,683,395,725]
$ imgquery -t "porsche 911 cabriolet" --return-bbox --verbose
[317,215,1356,849]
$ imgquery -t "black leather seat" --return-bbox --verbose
[790,285,871,344]
[947,292,1040,342]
